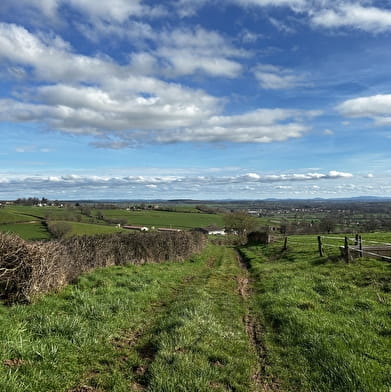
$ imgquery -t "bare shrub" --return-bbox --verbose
[0,233,69,303]
[47,221,72,239]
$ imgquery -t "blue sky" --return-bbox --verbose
[0,0,391,199]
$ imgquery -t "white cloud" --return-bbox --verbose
[269,17,296,33]
[2,168,380,199]
[67,0,146,23]
[223,1,391,34]
[0,23,319,146]
[239,29,263,43]
[0,23,120,83]
[155,27,247,78]
[254,64,306,89]
[311,4,391,33]
[323,129,334,136]
[233,0,306,8]
[2,0,166,23]
[0,89,317,145]
[337,94,391,126]
[0,170,354,190]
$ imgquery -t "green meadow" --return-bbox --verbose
[96,209,224,229]
[241,235,391,392]
[0,222,50,241]
[0,206,225,240]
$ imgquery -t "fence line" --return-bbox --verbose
[361,239,391,246]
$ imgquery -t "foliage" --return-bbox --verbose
[223,211,259,240]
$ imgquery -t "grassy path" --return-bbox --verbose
[236,251,281,392]
[0,245,263,392]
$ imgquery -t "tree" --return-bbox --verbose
[223,211,259,241]
[319,216,337,234]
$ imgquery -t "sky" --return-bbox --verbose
[0,0,391,200]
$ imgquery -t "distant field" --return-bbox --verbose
[0,222,50,240]
[97,209,224,229]
[0,206,224,241]
[0,209,32,224]
[65,221,125,237]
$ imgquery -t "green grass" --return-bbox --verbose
[63,221,125,237]
[0,210,33,224]
[0,222,50,240]
[241,236,391,392]
[6,206,95,223]
[96,209,223,229]
[0,245,258,392]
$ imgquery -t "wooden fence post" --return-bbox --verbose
[359,235,363,258]
[355,234,359,246]
[318,236,324,257]
[283,236,288,251]
[344,236,350,263]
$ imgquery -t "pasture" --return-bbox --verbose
[241,235,391,392]
[96,209,224,229]
[0,206,225,240]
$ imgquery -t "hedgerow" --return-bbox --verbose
[0,231,206,303]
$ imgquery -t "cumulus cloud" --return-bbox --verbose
[311,4,391,33]
[254,64,306,89]
[4,169,383,199]
[0,170,354,192]
[337,94,391,126]
[0,23,320,146]
[0,23,120,83]
[154,27,247,78]
[232,0,306,9]
[2,0,165,24]
[180,1,391,34]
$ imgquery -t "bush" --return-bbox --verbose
[47,221,72,238]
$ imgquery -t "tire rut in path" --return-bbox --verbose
[111,257,219,391]
[236,250,281,392]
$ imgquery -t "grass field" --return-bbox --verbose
[0,222,50,240]
[97,209,224,229]
[0,210,34,224]
[0,245,260,392]
[241,235,391,392]
[64,221,125,237]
